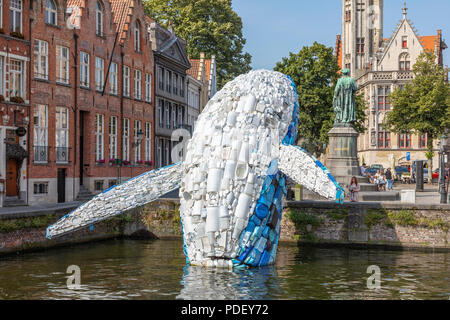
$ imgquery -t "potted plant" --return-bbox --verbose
[96,159,105,164]
[145,160,153,166]
[122,160,130,166]
[136,160,144,165]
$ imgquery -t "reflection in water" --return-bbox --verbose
[177,265,282,300]
[0,239,449,300]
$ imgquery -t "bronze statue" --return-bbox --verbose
[333,69,357,125]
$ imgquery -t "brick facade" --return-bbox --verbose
[0,0,167,207]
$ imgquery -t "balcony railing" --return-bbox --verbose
[56,147,69,163]
[34,146,48,163]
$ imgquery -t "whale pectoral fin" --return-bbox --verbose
[278,144,345,203]
[46,162,184,239]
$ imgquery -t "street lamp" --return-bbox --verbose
[439,132,448,204]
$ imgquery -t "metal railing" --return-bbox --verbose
[56,147,69,163]
[34,146,48,163]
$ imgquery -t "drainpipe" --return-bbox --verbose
[119,47,124,183]
[73,32,79,201]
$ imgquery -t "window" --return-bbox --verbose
[345,9,351,22]
[96,1,103,36]
[45,0,57,25]
[56,45,69,83]
[399,133,411,148]
[134,21,140,52]
[402,36,408,48]
[377,86,391,111]
[10,0,22,33]
[178,106,183,126]
[34,182,48,194]
[165,140,170,165]
[134,120,142,162]
[134,69,141,99]
[9,59,24,98]
[180,77,185,97]
[123,66,130,97]
[173,74,178,95]
[109,116,118,159]
[165,102,170,128]
[158,67,164,90]
[80,52,89,87]
[95,57,104,91]
[108,180,117,188]
[0,57,4,95]
[158,99,163,128]
[356,38,365,54]
[145,73,152,102]
[95,114,104,161]
[419,134,428,148]
[157,139,162,168]
[122,118,130,161]
[172,104,177,128]
[109,62,118,94]
[94,180,104,191]
[399,53,410,71]
[377,125,390,149]
[56,107,69,163]
[166,70,171,93]
[34,40,48,80]
[145,122,151,162]
[33,104,48,163]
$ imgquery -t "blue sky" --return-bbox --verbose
[232,0,450,70]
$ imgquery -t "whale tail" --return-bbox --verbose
[278,144,345,203]
[46,162,183,239]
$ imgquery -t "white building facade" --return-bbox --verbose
[336,0,447,170]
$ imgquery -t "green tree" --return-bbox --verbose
[144,0,252,89]
[384,52,450,182]
[274,42,367,156]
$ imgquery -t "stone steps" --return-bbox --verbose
[3,197,27,207]
[76,185,94,202]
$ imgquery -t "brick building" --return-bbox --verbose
[1,0,155,207]
[0,0,31,207]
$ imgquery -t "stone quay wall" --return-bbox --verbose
[283,201,450,250]
[1,199,449,255]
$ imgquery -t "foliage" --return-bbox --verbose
[384,52,450,151]
[0,215,54,233]
[274,42,367,156]
[144,0,252,89]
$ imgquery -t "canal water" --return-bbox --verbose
[0,239,449,300]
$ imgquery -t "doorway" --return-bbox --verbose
[6,159,19,197]
[57,168,66,203]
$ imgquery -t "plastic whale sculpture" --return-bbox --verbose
[46,70,344,268]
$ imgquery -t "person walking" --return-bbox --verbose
[386,168,393,191]
[349,177,360,202]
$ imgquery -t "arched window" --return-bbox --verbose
[45,0,57,25]
[399,53,410,71]
[134,21,141,51]
[96,1,103,36]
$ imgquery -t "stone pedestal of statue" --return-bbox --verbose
[327,123,361,186]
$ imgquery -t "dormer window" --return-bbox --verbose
[96,1,104,37]
[134,21,141,52]
[45,0,57,25]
